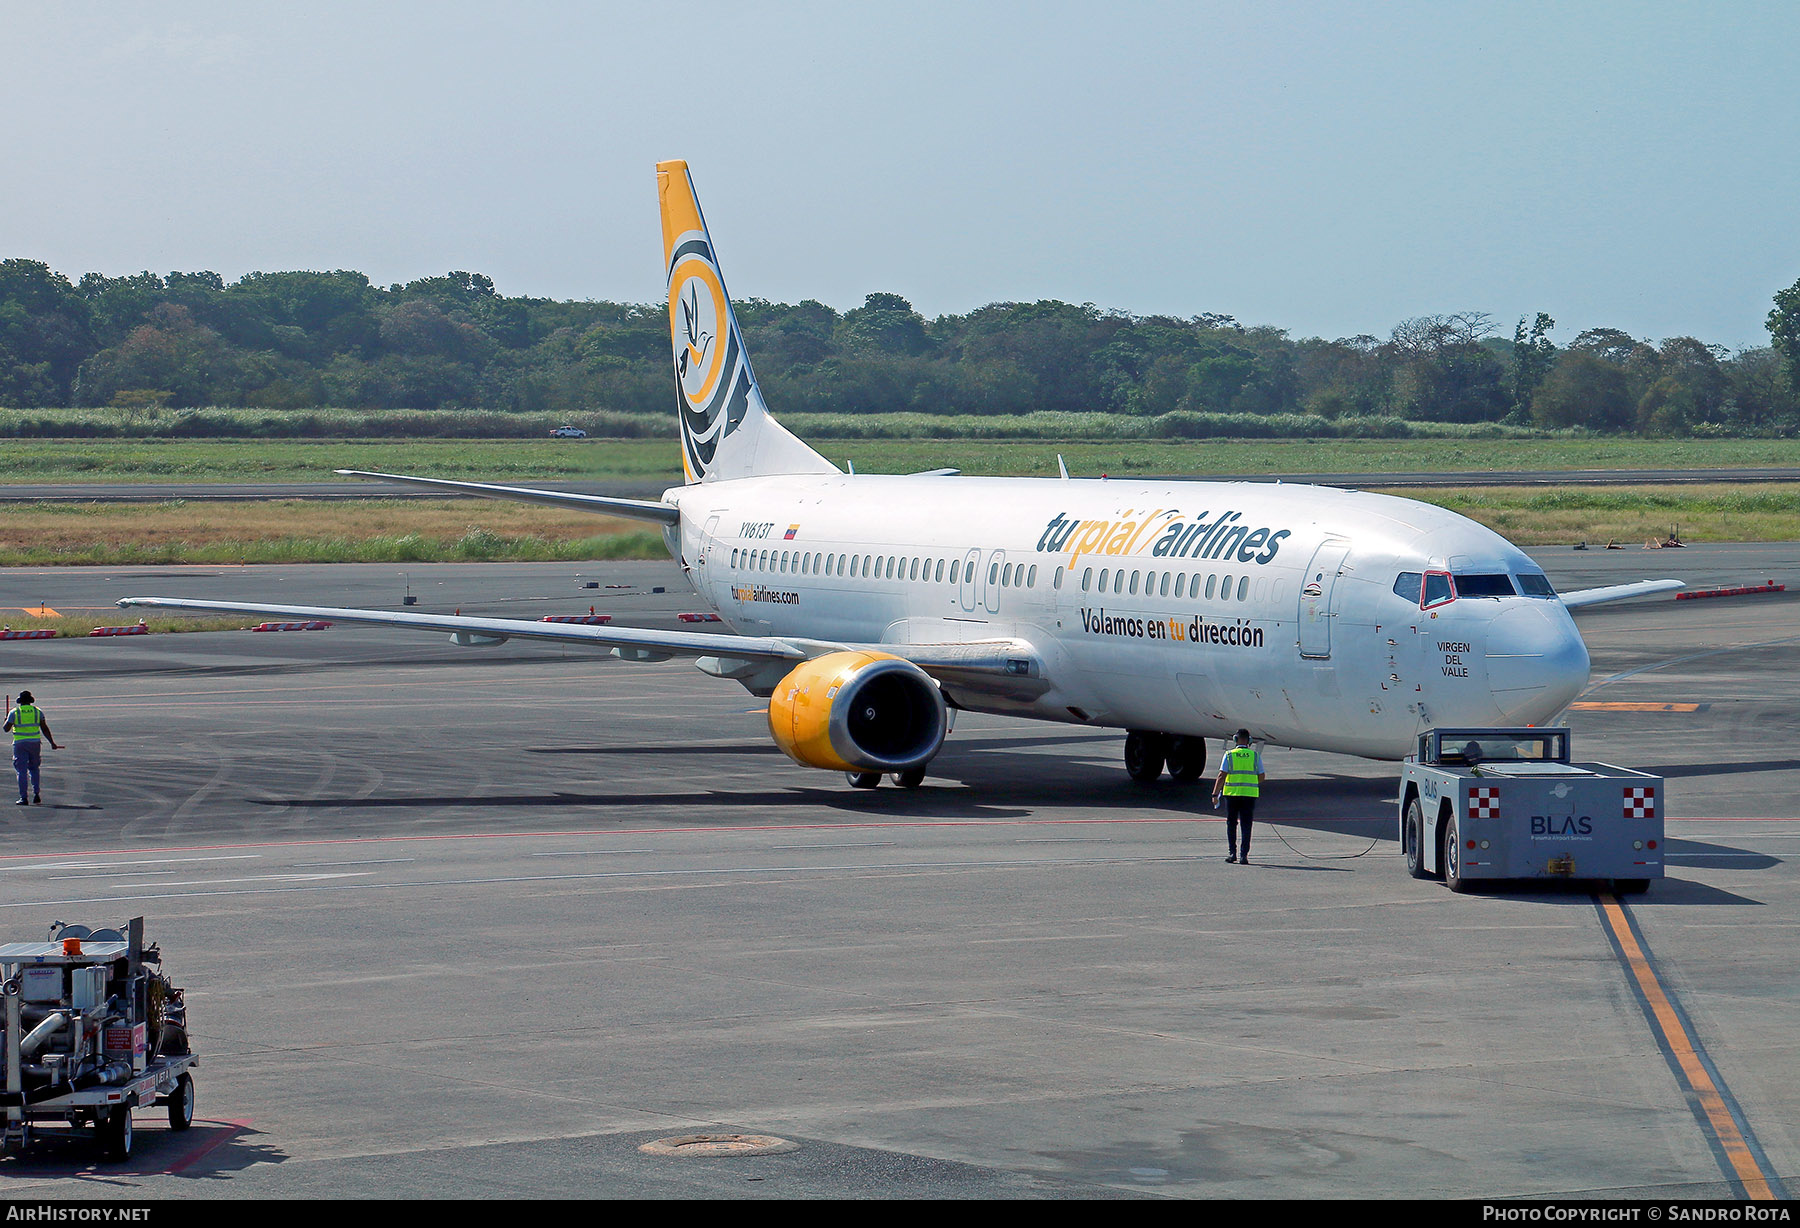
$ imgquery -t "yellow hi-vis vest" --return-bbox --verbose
[10,704,42,741]
[1223,746,1260,797]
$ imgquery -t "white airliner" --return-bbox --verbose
[122,161,1681,789]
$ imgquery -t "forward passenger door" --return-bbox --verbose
[1298,538,1352,659]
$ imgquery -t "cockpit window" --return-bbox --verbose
[1452,573,1516,598]
[1517,573,1557,598]
[1422,572,1454,608]
[1392,572,1422,603]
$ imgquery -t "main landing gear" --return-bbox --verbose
[1123,731,1208,783]
[845,766,928,790]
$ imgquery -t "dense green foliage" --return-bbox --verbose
[3,258,1797,437]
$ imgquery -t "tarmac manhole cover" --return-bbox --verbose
[639,1133,799,1157]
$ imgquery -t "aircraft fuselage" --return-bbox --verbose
[669,473,1590,760]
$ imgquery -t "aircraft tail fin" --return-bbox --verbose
[658,160,839,484]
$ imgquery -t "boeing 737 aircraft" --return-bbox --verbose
[122,161,1681,789]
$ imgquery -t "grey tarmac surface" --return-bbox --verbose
[0,543,1794,1199]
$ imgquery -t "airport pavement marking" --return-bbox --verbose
[1567,701,1706,712]
[1580,633,1800,696]
[0,816,1778,874]
[1594,894,1788,1200]
[0,813,1391,868]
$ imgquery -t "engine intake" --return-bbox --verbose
[767,651,947,773]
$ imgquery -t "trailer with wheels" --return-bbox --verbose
[1398,728,1664,893]
[1,917,198,1161]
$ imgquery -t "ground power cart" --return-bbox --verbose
[1399,727,1664,893]
[1,917,196,1161]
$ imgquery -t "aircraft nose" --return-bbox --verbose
[1484,602,1589,723]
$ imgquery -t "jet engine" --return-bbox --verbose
[767,651,947,773]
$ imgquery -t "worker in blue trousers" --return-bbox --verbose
[6,690,63,805]
[1212,728,1265,864]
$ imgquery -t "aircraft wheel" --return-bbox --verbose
[1404,798,1432,879]
[1123,731,1167,782]
[846,771,882,789]
[1445,812,1473,893]
[1165,736,1208,782]
[890,767,926,790]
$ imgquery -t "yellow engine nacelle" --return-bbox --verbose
[767,651,947,773]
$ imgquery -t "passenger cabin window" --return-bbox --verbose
[1237,576,1249,602]
[1518,572,1556,598]
[1454,573,1516,598]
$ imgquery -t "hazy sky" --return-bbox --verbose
[4,2,1796,350]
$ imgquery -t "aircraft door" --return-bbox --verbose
[959,548,981,613]
[695,514,725,605]
[696,514,722,567]
[983,550,1005,614]
[1298,538,1352,659]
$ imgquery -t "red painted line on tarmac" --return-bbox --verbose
[164,1119,254,1174]
[0,817,1784,867]
[0,814,1370,864]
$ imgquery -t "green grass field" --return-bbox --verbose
[1,435,1796,566]
[3,434,1798,485]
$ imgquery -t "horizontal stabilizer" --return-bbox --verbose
[1560,579,1684,609]
[336,470,680,526]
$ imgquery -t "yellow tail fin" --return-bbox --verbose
[657,160,837,484]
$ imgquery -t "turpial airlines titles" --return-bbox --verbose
[122,162,1682,789]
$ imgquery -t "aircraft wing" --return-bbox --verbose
[114,597,1044,683]
[336,470,681,526]
[119,596,810,661]
[1558,579,1685,609]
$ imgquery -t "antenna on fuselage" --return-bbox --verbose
[1057,455,1070,480]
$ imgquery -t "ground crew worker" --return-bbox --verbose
[1212,728,1264,863]
[6,690,61,806]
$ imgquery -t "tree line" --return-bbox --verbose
[3,258,1798,436]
